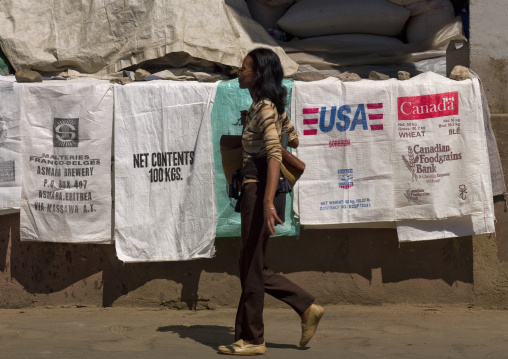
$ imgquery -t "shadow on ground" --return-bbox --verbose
[157,324,233,350]
[156,324,305,351]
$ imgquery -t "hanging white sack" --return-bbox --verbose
[114,81,218,262]
[0,79,21,215]
[292,77,396,225]
[396,213,495,241]
[393,72,487,220]
[396,76,495,241]
[19,79,113,243]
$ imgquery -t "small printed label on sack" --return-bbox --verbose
[329,140,350,147]
[132,151,194,183]
[53,118,79,147]
[397,92,461,139]
[0,160,15,182]
[29,153,102,215]
[397,92,458,121]
[0,120,8,146]
[338,168,353,189]
[401,143,460,183]
[320,197,371,211]
[404,189,430,204]
[302,102,384,136]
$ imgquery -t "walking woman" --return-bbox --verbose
[218,48,324,356]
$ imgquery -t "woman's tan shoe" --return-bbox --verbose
[299,304,324,347]
[218,340,266,355]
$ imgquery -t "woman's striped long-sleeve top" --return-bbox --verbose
[241,98,298,183]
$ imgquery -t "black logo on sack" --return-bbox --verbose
[459,184,467,200]
[0,160,15,183]
[53,118,79,147]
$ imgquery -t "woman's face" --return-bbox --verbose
[238,56,255,90]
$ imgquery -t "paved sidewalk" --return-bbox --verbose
[1,305,508,358]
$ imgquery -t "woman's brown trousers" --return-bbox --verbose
[235,182,315,345]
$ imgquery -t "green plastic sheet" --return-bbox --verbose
[211,79,299,237]
[0,46,9,75]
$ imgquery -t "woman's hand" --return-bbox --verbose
[264,205,283,236]
[264,158,283,236]
[239,110,247,126]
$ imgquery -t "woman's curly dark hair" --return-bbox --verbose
[247,48,287,115]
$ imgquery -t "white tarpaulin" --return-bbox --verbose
[19,79,113,243]
[0,0,297,77]
[0,78,21,214]
[292,74,493,232]
[114,81,218,262]
[292,77,396,225]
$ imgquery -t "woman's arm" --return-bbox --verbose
[288,137,299,149]
[264,158,284,236]
[255,101,285,235]
[281,111,299,149]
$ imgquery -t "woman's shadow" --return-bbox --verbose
[156,325,303,351]
[157,325,233,349]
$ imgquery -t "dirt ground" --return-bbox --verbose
[1,304,508,359]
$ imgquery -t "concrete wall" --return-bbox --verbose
[473,115,508,308]
[1,212,475,309]
[469,0,508,114]
[468,0,508,308]
[1,1,508,309]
